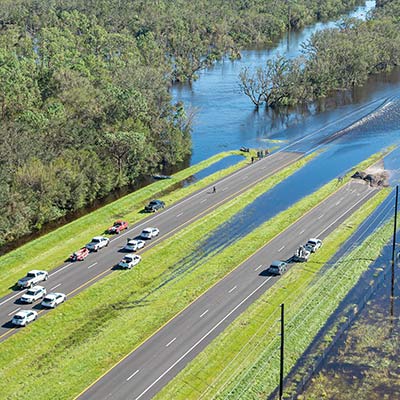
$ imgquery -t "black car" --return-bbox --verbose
[144,199,165,212]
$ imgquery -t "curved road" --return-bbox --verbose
[78,180,379,400]
[0,151,302,341]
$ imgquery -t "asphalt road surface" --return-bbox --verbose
[0,151,302,341]
[78,180,379,400]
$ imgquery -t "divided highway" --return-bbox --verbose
[78,180,379,400]
[0,151,302,341]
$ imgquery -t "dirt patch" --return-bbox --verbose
[351,162,389,187]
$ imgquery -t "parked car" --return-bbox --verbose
[304,238,323,253]
[86,236,110,252]
[69,247,90,261]
[20,286,46,304]
[11,310,38,326]
[140,227,159,239]
[293,246,310,262]
[118,254,142,269]
[123,239,145,252]
[269,260,287,275]
[41,292,66,308]
[107,220,128,234]
[144,200,165,213]
[17,270,48,289]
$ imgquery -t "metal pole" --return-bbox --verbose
[279,303,285,400]
[390,185,398,326]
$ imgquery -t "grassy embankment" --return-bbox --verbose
[155,190,393,400]
[0,150,390,399]
[0,152,315,399]
[0,150,250,297]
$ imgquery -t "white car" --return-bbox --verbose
[123,239,146,252]
[11,310,38,326]
[140,227,159,239]
[20,286,47,304]
[305,238,323,253]
[86,236,110,252]
[118,254,142,269]
[41,292,67,308]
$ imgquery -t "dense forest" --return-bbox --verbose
[240,0,400,108]
[0,0,365,246]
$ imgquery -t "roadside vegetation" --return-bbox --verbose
[0,0,364,246]
[240,0,400,108]
[155,189,392,400]
[0,150,387,400]
[0,151,247,297]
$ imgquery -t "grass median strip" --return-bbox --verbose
[0,150,387,399]
[0,150,247,297]
[155,189,392,400]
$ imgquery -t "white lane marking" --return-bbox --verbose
[200,198,207,203]
[254,264,263,271]
[126,370,140,381]
[299,229,305,235]
[88,262,98,269]
[176,212,183,217]
[135,277,273,400]
[336,200,341,205]
[49,263,72,277]
[0,292,22,307]
[8,307,21,316]
[317,190,374,238]
[278,245,285,252]
[242,175,248,180]
[228,286,237,294]
[318,214,324,219]
[166,337,176,347]
[199,309,209,318]
[50,284,61,291]
[222,187,229,191]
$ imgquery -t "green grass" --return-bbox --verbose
[0,152,314,400]
[0,150,248,297]
[0,149,389,399]
[155,189,392,400]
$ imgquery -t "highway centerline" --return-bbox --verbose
[199,309,209,318]
[88,262,98,269]
[176,212,183,217]
[8,307,20,316]
[50,284,62,291]
[134,277,273,400]
[166,337,176,347]
[254,264,263,271]
[278,245,285,252]
[127,370,140,381]
[49,263,72,277]
[228,286,237,293]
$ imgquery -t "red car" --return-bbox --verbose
[107,220,128,234]
[69,247,90,261]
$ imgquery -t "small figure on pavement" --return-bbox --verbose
[251,156,254,163]
[212,186,216,193]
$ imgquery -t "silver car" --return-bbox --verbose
[86,236,110,252]
[41,292,66,308]
[140,227,159,240]
[20,286,47,304]
[123,239,145,252]
[11,310,38,326]
[118,254,141,269]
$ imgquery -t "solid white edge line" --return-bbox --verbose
[166,337,177,347]
[199,309,209,318]
[134,277,272,400]
[8,307,21,316]
[49,263,72,277]
[126,370,140,381]
[50,284,62,291]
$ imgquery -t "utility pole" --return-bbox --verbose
[390,185,398,331]
[286,0,291,50]
[279,303,285,400]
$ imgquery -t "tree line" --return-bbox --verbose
[0,0,365,246]
[239,0,400,108]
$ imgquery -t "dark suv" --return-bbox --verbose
[144,199,165,212]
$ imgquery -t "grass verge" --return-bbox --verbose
[0,150,388,399]
[0,150,247,297]
[154,189,392,400]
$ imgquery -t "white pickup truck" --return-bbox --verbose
[17,270,48,289]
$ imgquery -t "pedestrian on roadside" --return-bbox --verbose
[212,186,216,193]
[251,156,254,163]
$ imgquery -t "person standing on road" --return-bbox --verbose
[212,186,216,193]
